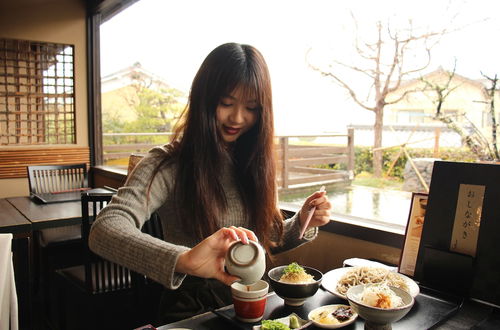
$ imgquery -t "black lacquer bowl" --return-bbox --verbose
[267,265,323,306]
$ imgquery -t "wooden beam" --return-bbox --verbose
[288,146,347,158]
[286,173,347,185]
[289,155,347,167]
[290,166,344,174]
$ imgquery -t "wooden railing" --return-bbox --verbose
[276,128,354,190]
[102,132,173,160]
[103,129,355,190]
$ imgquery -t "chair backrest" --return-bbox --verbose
[27,164,88,194]
[81,191,132,294]
[141,211,164,241]
[127,154,145,179]
[81,191,163,294]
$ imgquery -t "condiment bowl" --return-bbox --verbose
[346,284,414,330]
[267,265,322,306]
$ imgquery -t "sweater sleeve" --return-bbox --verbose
[89,147,189,289]
[270,210,318,255]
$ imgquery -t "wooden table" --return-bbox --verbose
[157,286,497,330]
[0,198,32,233]
[7,196,82,230]
[3,189,113,329]
[0,198,33,330]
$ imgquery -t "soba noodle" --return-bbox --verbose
[336,267,409,295]
[279,262,315,284]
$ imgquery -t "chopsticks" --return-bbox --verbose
[299,185,326,239]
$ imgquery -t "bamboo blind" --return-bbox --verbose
[0,38,76,145]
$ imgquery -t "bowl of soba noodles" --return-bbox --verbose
[267,262,322,306]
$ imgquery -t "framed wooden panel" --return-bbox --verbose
[0,147,90,179]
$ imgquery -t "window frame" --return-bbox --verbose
[87,0,140,167]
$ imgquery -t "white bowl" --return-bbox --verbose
[346,284,414,329]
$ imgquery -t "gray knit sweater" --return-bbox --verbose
[89,145,317,289]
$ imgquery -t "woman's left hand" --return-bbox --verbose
[299,189,331,230]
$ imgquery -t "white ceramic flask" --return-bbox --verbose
[225,240,266,285]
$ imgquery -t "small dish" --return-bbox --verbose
[308,304,358,329]
[253,313,312,329]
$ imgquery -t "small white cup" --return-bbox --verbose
[231,280,269,322]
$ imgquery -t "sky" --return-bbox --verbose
[100,0,500,135]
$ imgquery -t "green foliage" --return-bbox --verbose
[352,146,477,180]
[103,83,185,147]
[316,145,477,181]
[127,86,184,133]
[353,172,403,189]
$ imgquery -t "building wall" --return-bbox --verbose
[102,85,140,123]
[384,71,490,137]
[0,0,88,198]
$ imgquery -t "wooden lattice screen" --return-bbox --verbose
[0,38,76,145]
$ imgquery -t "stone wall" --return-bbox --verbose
[403,158,440,193]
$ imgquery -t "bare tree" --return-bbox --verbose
[308,15,449,177]
[482,73,499,160]
[421,67,499,161]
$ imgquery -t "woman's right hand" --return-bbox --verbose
[175,226,258,285]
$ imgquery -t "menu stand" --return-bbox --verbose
[412,161,500,328]
[420,246,474,297]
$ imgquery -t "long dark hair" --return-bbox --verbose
[155,43,283,250]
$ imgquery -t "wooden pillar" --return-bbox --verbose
[434,127,441,158]
[347,128,355,179]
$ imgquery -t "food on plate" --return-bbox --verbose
[309,305,354,325]
[279,262,315,284]
[354,283,404,309]
[261,319,290,330]
[336,267,409,295]
[259,313,307,330]
[331,306,354,321]
[289,314,300,328]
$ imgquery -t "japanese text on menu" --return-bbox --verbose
[450,184,485,257]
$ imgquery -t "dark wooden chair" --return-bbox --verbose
[27,164,88,197]
[53,190,164,330]
[27,164,88,254]
[26,164,89,325]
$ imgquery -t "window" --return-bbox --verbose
[97,0,497,234]
[0,38,75,145]
[397,110,425,124]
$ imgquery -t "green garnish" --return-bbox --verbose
[283,262,305,275]
[289,314,300,329]
[261,319,290,330]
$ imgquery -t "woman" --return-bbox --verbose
[89,42,331,323]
